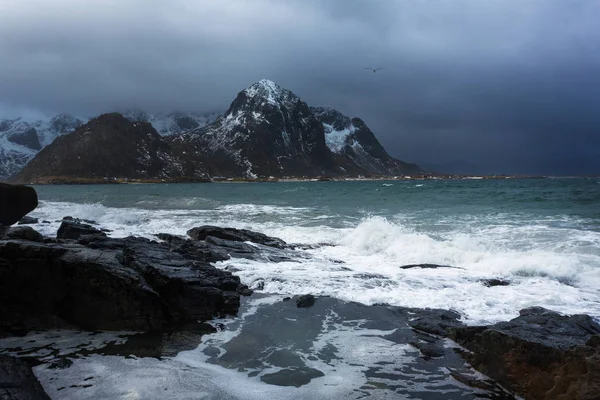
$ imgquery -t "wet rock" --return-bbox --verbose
[411,340,445,359]
[204,236,297,263]
[187,225,287,249]
[260,367,325,387]
[56,220,107,240]
[481,278,511,287]
[2,226,44,242]
[393,307,465,336]
[0,183,38,226]
[410,332,446,359]
[0,354,50,399]
[157,233,229,263]
[0,235,249,332]
[449,307,600,400]
[62,216,97,225]
[17,216,38,225]
[399,263,463,270]
[296,294,316,308]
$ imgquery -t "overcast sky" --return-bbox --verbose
[1,0,599,175]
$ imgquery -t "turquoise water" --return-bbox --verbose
[31,178,600,324]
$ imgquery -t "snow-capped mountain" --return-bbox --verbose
[16,113,209,183]
[311,107,422,175]
[0,111,220,180]
[6,79,422,182]
[0,114,85,179]
[171,80,421,178]
[171,79,334,178]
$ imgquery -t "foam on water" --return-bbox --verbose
[30,194,600,325]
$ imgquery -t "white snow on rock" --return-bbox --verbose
[323,122,356,154]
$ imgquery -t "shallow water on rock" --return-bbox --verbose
[0,295,514,399]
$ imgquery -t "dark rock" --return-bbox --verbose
[0,235,248,332]
[393,307,464,336]
[0,183,38,226]
[203,236,295,263]
[260,367,325,387]
[7,127,41,151]
[17,216,39,225]
[0,355,50,399]
[410,340,445,359]
[41,221,50,224]
[481,278,511,287]
[448,307,600,400]
[399,264,462,270]
[2,226,44,242]
[296,294,316,308]
[187,225,287,249]
[56,220,107,240]
[158,233,229,263]
[62,216,97,225]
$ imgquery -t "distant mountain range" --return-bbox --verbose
[3,80,422,182]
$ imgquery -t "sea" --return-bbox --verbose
[4,178,600,399]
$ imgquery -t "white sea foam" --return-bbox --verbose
[30,200,600,325]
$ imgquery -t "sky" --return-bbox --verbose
[1,0,599,175]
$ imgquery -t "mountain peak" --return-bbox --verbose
[243,79,297,106]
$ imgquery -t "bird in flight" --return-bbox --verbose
[366,67,383,74]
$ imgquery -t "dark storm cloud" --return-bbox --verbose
[1,0,600,175]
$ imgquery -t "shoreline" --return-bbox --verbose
[6,174,599,185]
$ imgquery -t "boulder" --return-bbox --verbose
[187,225,287,249]
[0,355,50,399]
[2,226,44,242]
[296,294,316,308]
[393,307,465,336]
[449,307,600,400]
[56,220,107,240]
[0,234,250,333]
[17,216,39,225]
[0,183,38,226]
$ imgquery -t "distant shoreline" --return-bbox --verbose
[6,174,599,185]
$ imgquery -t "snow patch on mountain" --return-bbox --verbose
[0,136,38,179]
[323,122,356,153]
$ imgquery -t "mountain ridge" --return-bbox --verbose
[4,79,423,182]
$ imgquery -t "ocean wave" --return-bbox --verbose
[30,201,600,325]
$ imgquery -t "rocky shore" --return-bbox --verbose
[1,184,599,399]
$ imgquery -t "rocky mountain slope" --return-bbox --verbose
[171,79,421,178]
[0,111,219,180]
[171,80,334,178]
[4,80,423,181]
[311,106,421,175]
[15,113,209,183]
